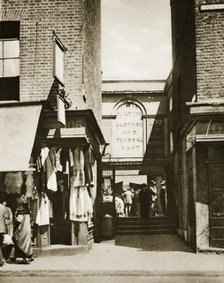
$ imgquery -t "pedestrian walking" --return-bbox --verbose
[10,194,33,264]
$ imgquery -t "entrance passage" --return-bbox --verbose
[101,167,175,237]
[101,169,168,219]
[115,216,176,236]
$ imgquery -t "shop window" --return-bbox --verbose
[0,21,20,101]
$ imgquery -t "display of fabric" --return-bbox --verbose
[60,149,69,174]
[69,186,93,222]
[70,147,85,188]
[36,193,50,226]
[53,147,62,172]
[83,145,95,186]
[25,171,35,198]
[4,172,23,194]
[45,148,57,192]
[40,147,49,168]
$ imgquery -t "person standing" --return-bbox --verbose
[149,180,158,216]
[0,195,14,263]
[122,188,134,217]
[11,194,33,264]
[160,180,166,215]
[139,183,154,218]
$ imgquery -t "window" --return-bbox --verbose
[0,21,20,101]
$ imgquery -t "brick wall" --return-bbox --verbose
[0,0,101,121]
[170,0,196,131]
[83,0,102,122]
[195,0,224,101]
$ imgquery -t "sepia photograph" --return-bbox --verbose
[0,0,224,282]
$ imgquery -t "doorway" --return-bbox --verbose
[209,162,224,248]
[101,168,168,219]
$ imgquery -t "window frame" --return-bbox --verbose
[0,21,20,101]
[0,38,20,78]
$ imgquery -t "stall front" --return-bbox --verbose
[0,104,105,254]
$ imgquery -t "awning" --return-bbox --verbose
[0,102,43,172]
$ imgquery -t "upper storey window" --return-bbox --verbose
[0,40,19,77]
[0,21,20,101]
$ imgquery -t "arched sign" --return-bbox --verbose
[112,103,143,158]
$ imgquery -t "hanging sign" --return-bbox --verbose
[57,95,66,126]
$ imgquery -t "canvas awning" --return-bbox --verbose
[0,102,43,172]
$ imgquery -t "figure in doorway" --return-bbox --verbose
[139,183,155,218]
[121,188,134,217]
[115,194,125,217]
[160,180,166,215]
[149,180,158,216]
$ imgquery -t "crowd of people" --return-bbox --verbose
[0,193,33,266]
[115,180,166,218]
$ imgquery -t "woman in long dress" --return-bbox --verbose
[12,195,33,264]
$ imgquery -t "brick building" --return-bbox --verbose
[0,0,106,253]
[169,0,224,252]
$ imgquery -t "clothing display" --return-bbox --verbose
[36,194,50,226]
[45,148,57,192]
[53,147,63,172]
[83,145,95,186]
[70,147,85,188]
[69,186,93,222]
[40,147,49,167]
[25,171,36,199]
[4,172,23,194]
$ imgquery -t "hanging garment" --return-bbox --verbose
[70,147,85,188]
[45,148,57,192]
[40,147,49,168]
[69,149,74,167]
[35,194,50,226]
[25,171,34,198]
[69,186,93,222]
[83,145,95,186]
[52,147,63,172]
[60,148,69,174]
[4,172,23,194]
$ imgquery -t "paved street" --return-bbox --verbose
[1,276,224,283]
[0,234,224,282]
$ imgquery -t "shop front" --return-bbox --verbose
[0,103,105,253]
[180,106,224,252]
